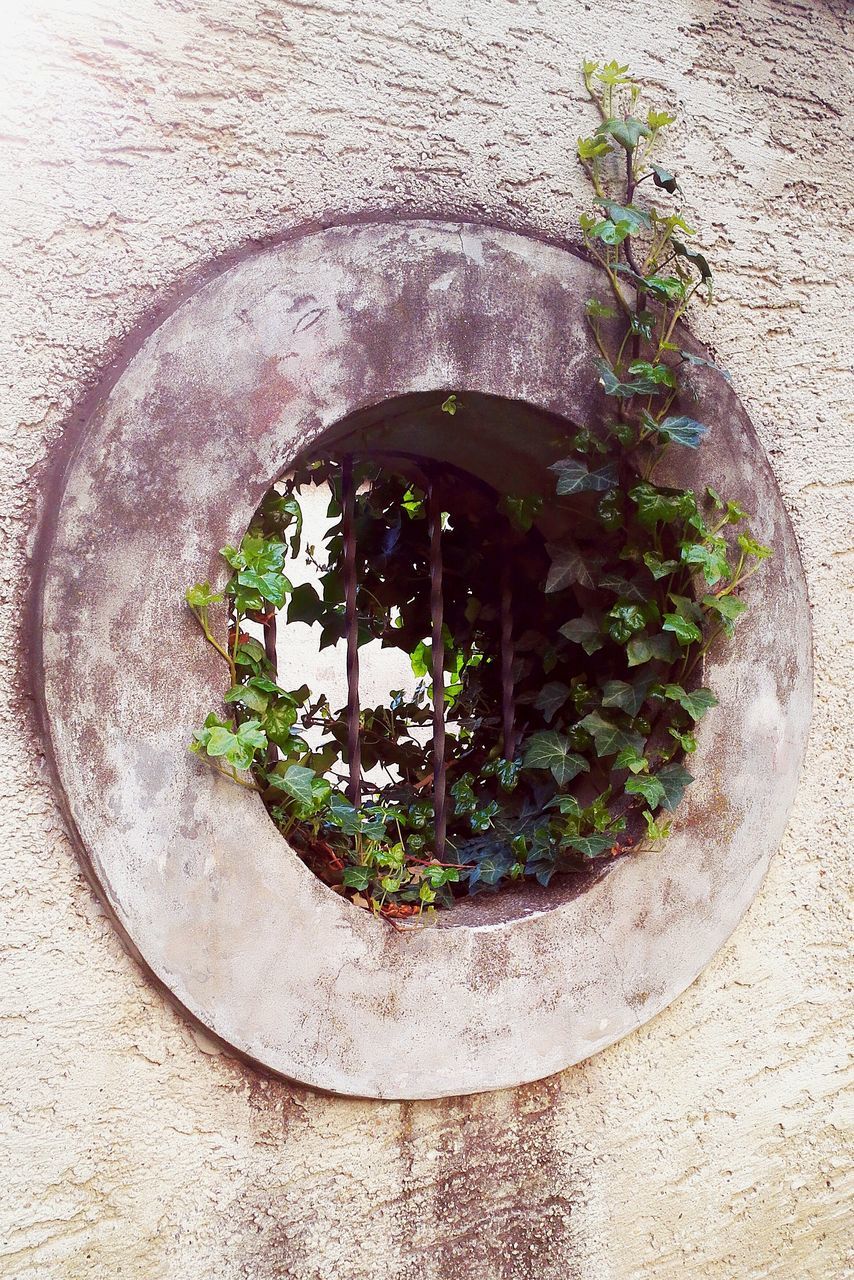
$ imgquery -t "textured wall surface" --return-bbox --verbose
[0,1,851,1277]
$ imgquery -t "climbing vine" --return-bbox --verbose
[185,61,770,919]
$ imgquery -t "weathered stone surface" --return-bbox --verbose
[1,1,850,1276]
[35,219,811,1099]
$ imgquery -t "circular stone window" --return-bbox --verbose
[34,221,811,1098]
[190,388,735,923]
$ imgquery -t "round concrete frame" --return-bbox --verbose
[35,220,811,1099]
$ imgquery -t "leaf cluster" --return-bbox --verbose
[182,61,770,917]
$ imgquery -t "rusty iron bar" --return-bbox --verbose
[341,456,361,807]
[263,609,278,767]
[500,557,516,761]
[263,610,278,672]
[427,478,447,860]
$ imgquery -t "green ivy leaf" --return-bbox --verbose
[546,793,583,816]
[626,632,678,666]
[599,572,647,601]
[703,593,748,634]
[681,540,731,585]
[279,763,316,809]
[342,864,372,890]
[597,487,624,531]
[185,582,223,609]
[590,218,634,246]
[643,551,680,581]
[326,794,363,835]
[287,582,324,626]
[625,774,666,807]
[642,809,672,840]
[470,801,500,833]
[234,636,267,671]
[648,414,709,449]
[737,532,773,560]
[596,116,651,151]
[482,757,521,791]
[500,493,543,532]
[410,639,431,678]
[683,352,731,383]
[628,360,676,388]
[470,851,516,887]
[586,298,617,320]
[195,719,267,770]
[545,541,597,591]
[310,776,332,809]
[450,774,477,816]
[550,456,618,495]
[602,676,655,716]
[224,682,269,714]
[651,164,677,193]
[631,482,698,528]
[534,681,571,723]
[405,799,434,830]
[526,860,558,887]
[223,534,292,609]
[194,725,233,757]
[565,833,615,858]
[594,60,633,87]
[667,593,704,622]
[259,491,304,554]
[247,676,291,695]
[661,685,718,720]
[400,485,426,519]
[577,711,645,759]
[577,134,611,161]
[594,358,669,398]
[593,198,651,234]
[640,274,687,302]
[656,762,694,810]
[606,602,646,644]
[672,238,712,282]
[522,731,590,784]
[614,744,648,774]
[662,614,704,646]
[235,567,292,608]
[560,612,605,655]
[263,700,299,747]
[630,309,656,340]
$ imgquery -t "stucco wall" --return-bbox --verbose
[1,1,850,1277]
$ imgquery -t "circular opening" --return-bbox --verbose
[188,389,710,926]
[38,217,808,1094]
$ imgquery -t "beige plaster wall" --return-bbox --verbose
[0,1,851,1277]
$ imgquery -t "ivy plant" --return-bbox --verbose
[184,61,770,920]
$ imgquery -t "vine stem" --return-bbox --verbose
[584,242,633,315]
[196,754,263,792]
[190,607,237,684]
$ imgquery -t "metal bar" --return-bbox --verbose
[341,456,361,807]
[428,480,447,859]
[500,558,516,761]
[263,609,278,767]
[263,611,278,672]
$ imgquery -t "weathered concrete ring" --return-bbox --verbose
[34,221,811,1099]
